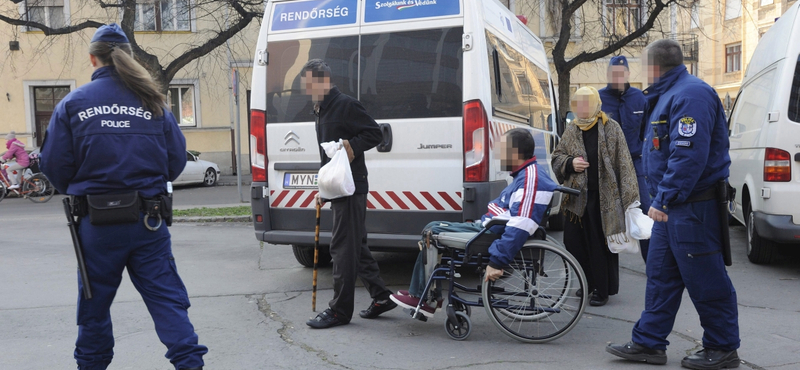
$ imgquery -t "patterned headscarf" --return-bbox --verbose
[570,87,608,131]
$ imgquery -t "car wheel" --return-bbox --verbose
[745,203,775,264]
[291,245,332,268]
[203,168,217,187]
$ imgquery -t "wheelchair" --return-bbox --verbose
[405,186,588,343]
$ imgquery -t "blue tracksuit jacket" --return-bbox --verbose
[481,158,558,269]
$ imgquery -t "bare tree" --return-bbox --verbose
[0,0,263,93]
[516,0,694,118]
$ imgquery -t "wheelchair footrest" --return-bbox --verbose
[403,308,428,322]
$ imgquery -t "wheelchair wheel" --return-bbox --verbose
[481,242,587,343]
[450,300,472,317]
[444,311,471,341]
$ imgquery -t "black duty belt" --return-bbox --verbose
[684,186,716,203]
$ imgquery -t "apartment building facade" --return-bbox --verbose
[0,0,258,175]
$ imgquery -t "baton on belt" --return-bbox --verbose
[62,197,93,299]
[717,180,733,267]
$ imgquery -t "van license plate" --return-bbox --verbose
[283,173,318,189]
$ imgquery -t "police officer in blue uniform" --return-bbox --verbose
[606,39,740,369]
[40,24,207,370]
[598,56,650,262]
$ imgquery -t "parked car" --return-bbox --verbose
[727,1,800,264]
[174,151,220,187]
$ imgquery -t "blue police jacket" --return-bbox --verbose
[480,158,558,269]
[642,65,730,213]
[598,84,647,158]
[40,66,187,198]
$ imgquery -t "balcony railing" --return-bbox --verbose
[671,33,699,62]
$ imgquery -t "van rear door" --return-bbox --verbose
[357,3,466,240]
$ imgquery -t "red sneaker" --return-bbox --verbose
[395,290,410,296]
[390,294,436,318]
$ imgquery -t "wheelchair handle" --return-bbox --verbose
[556,186,581,196]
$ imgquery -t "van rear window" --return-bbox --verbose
[266,36,359,123]
[789,55,800,123]
[360,27,463,119]
[265,28,463,123]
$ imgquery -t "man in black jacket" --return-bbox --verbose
[303,59,397,329]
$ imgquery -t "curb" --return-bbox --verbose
[173,215,252,223]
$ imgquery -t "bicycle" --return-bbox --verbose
[0,160,55,203]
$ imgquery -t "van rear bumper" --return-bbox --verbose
[256,230,420,251]
[754,212,800,244]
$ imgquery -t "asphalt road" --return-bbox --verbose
[1,185,799,370]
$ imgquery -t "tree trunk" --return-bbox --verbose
[556,65,572,121]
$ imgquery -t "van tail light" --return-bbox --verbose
[463,100,489,182]
[764,148,791,182]
[250,109,267,182]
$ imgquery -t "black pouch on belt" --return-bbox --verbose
[86,191,140,226]
[159,194,173,226]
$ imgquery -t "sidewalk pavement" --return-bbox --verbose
[217,175,252,187]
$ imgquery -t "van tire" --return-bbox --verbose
[745,204,774,264]
[292,244,332,268]
[548,213,565,231]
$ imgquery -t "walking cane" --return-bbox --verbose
[312,199,321,312]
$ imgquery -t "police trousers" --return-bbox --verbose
[328,194,391,321]
[631,199,740,351]
[75,213,207,370]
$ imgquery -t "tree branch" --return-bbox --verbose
[565,0,673,70]
[95,0,124,8]
[162,0,256,82]
[0,13,103,35]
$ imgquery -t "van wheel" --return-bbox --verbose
[745,204,774,264]
[548,213,565,231]
[292,245,332,268]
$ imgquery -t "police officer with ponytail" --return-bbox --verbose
[40,24,207,370]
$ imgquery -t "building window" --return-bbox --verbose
[168,85,196,127]
[689,62,699,76]
[22,0,66,30]
[726,43,742,73]
[135,0,191,32]
[690,3,700,29]
[33,86,70,147]
[725,0,741,20]
[604,0,642,36]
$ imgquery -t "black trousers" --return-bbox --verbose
[328,193,391,321]
[563,189,620,299]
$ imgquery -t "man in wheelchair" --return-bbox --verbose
[390,128,558,318]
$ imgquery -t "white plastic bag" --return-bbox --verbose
[607,232,640,254]
[317,140,355,200]
[625,201,654,240]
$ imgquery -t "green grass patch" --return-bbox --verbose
[173,206,251,217]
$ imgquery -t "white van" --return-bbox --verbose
[248,0,565,266]
[727,1,800,264]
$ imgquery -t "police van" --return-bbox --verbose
[727,1,800,264]
[248,0,565,266]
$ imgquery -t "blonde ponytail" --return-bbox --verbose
[88,42,167,117]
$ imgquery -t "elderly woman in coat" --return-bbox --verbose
[552,86,639,307]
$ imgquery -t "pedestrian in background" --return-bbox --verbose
[303,59,397,329]
[552,86,639,307]
[606,39,740,370]
[1,131,30,189]
[40,24,207,370]
[598,56,651,262]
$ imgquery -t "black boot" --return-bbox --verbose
[606,341,667,365]
[681,348,739,369]
[590,290,609,306]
